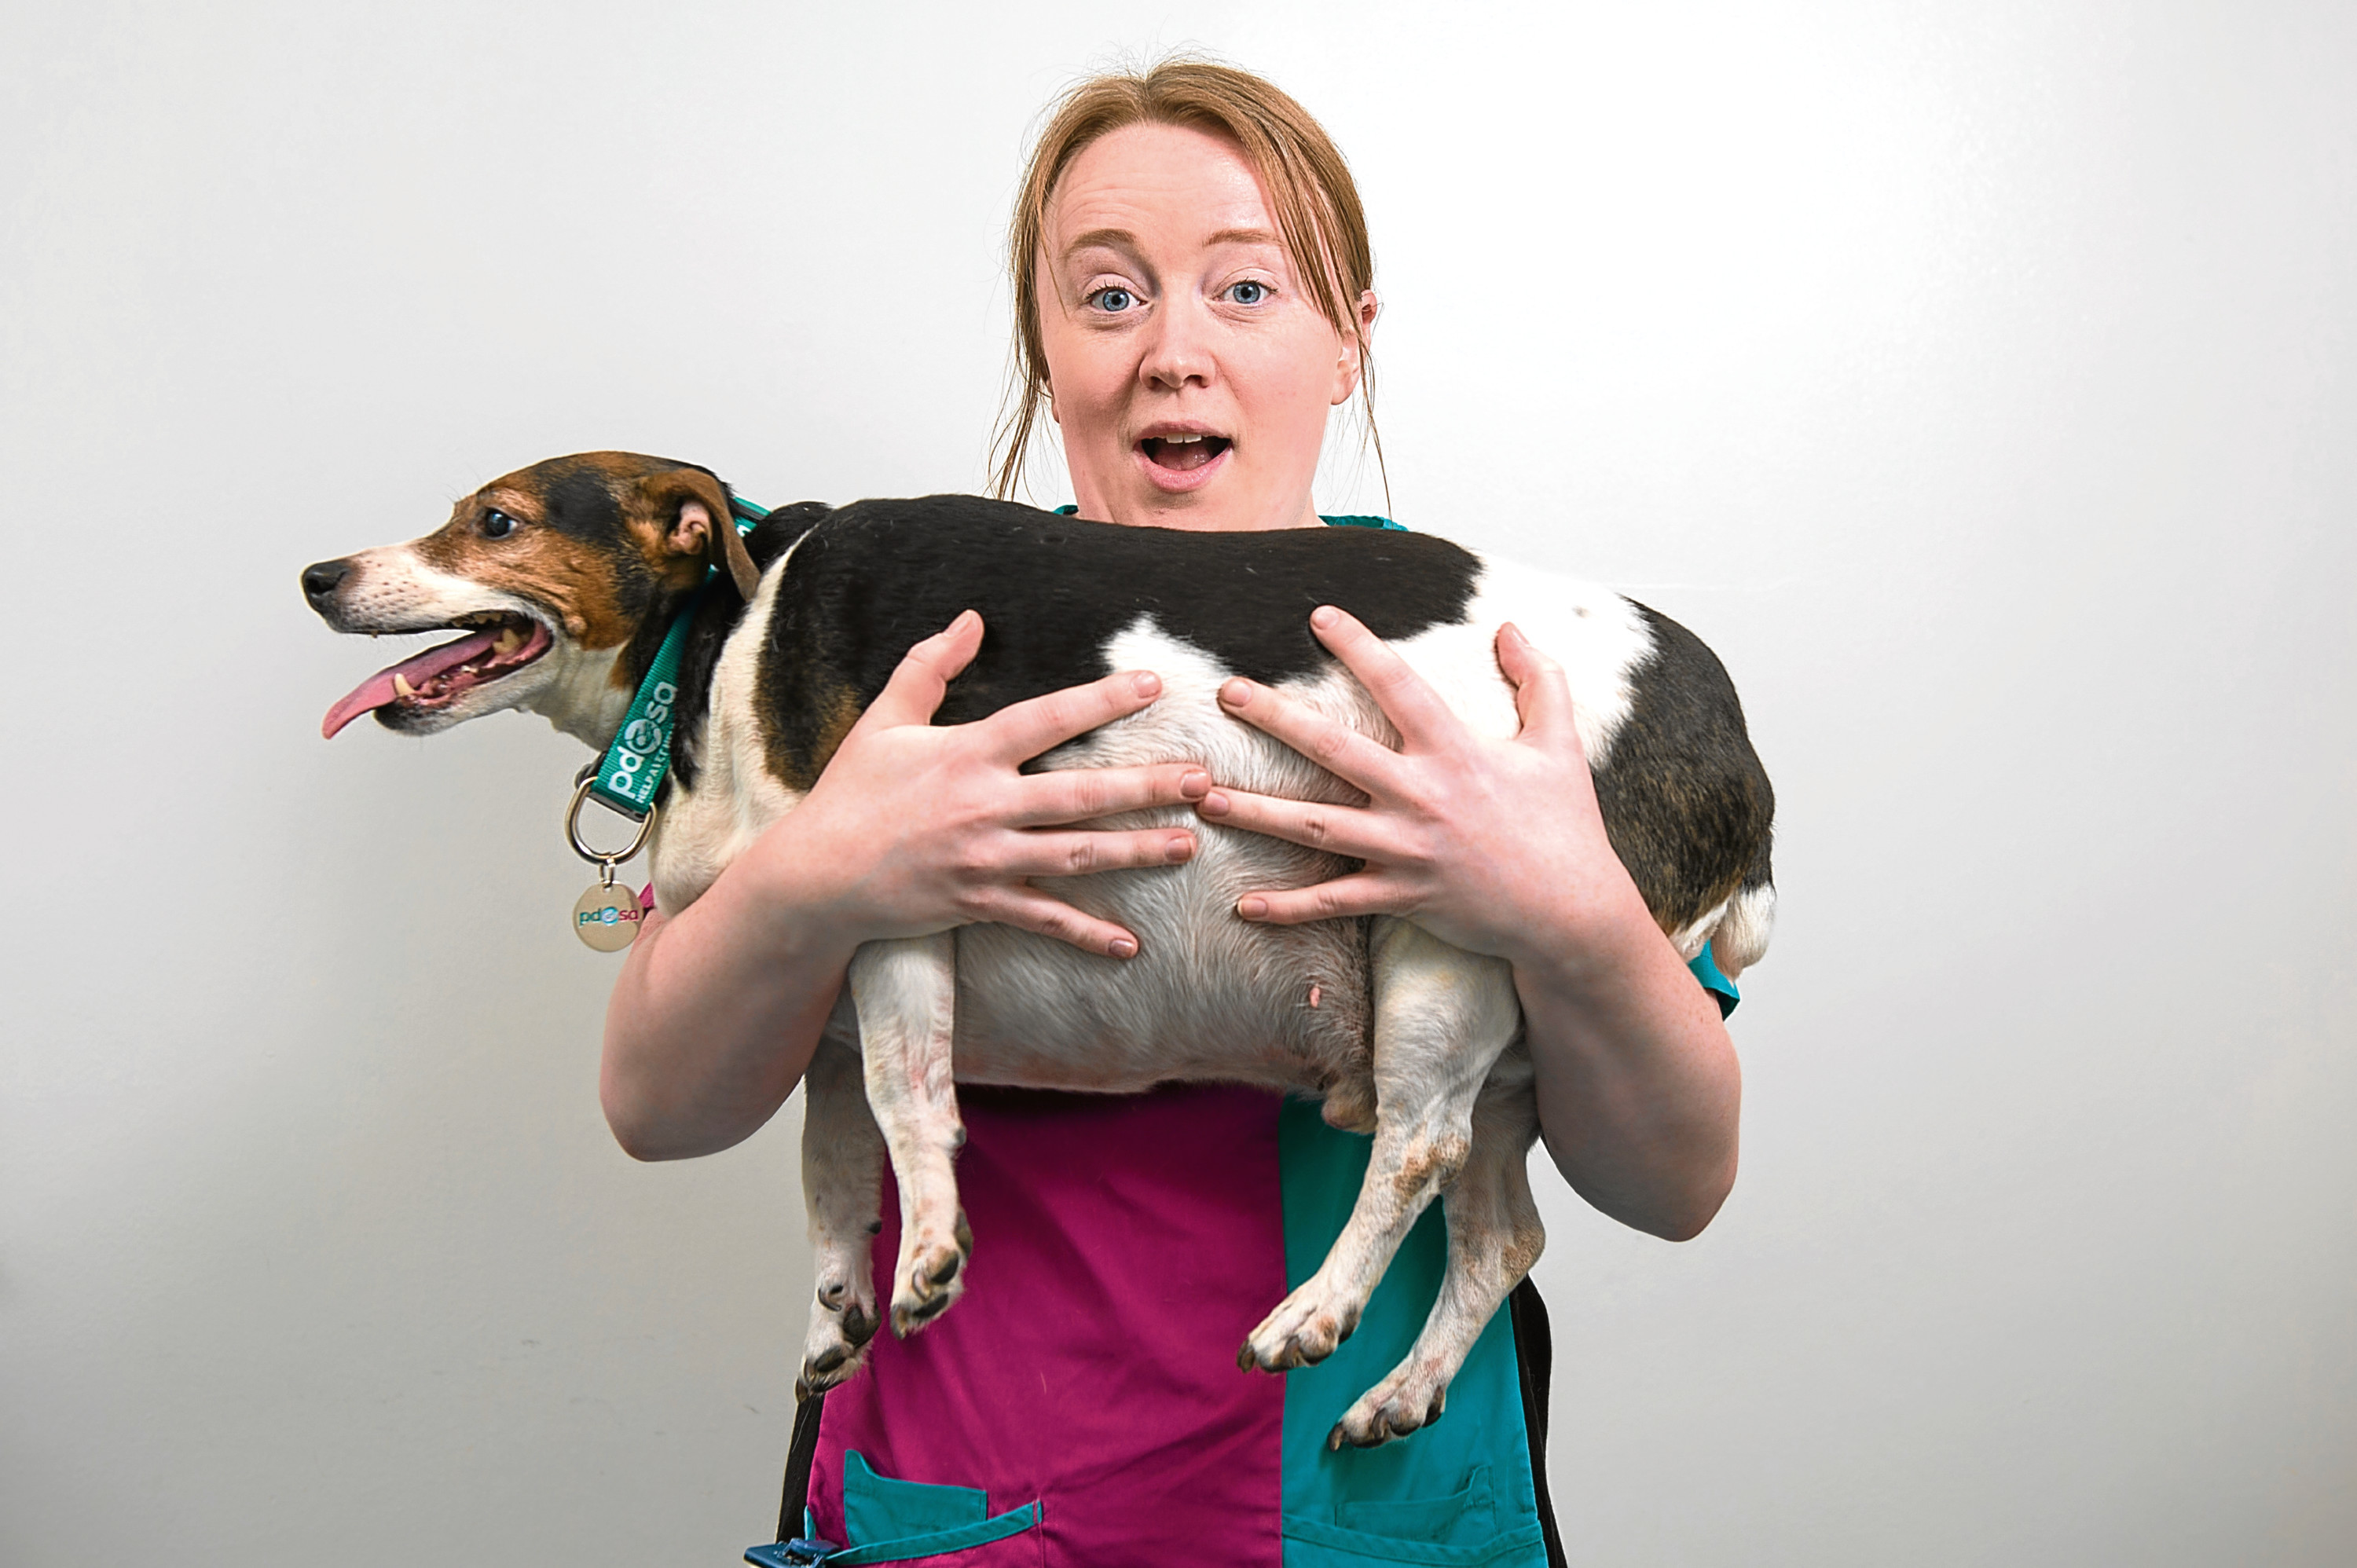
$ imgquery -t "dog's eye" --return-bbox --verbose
[482,509,517,539]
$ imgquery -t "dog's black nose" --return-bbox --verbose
[301,559,350,604]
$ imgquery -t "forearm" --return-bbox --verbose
[599,840,859,1162]
[1516,879,1742,1242]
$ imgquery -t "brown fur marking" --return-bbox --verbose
[415,504,639,652]
[765,680,864,793]
[1393,1134,1471,1203]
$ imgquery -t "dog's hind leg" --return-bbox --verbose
[1326,1048,1545,1448]
[797,1028,885,1395]
[1241,918,1523,1376]
[847,932,973,1339]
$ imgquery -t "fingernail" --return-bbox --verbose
[1310,606,1340,629]
[1500,621,1526,647]
[1132,670,1162,698]
[950,609,978,632]
[1219,679,1252,707]
[1164,834,1195,863]
[1198,789,1230,818]
[1179,770,1212,799]
[1108,936,1138,959]
[1237,896,1268,921]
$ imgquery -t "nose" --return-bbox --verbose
[1140,295,1215,392]
[301,559,351,606]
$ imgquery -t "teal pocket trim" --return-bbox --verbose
[828,1451,1041,1564]
[825,1507,1039,1566]
[1281,1516,1547,1566]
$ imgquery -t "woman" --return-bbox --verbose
[603,61,1742,1566]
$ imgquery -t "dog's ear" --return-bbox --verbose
[634,467,761,600]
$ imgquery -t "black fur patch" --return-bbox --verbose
[1589,604,1775,935]
[754,496,1483,787]
[536,459,630,540]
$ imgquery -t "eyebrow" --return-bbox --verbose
[1060,225,1287,260]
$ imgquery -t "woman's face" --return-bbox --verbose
[1037,122,1373,533]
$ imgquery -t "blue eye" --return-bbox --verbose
[1088,286,1138,313]
[1227,280,1269,306]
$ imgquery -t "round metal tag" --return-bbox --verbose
[573,880,647,951]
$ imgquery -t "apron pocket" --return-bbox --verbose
[1285,1467,1545,1566]
[824,1451,1043,1566]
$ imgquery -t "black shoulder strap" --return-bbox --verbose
[775,1389,827,1543]
[1510,1277,1569,1568]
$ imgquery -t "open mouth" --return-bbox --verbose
[1138,431,1232,475]
[321,611,554,738]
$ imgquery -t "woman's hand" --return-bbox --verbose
[1197,606,1742,1240]
[753,608,1210,959]
[1194,606,1619,968]
[601,610,1208,1160]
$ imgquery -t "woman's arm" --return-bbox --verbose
[1193,609,1741,1240]
[600,610,1211,1161]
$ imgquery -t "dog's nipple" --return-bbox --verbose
[1308,984,1322,1009]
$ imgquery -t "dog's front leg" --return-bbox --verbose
[1242,918,1523,1379]
[797,1027,885,1396]
[847,932,972,1339]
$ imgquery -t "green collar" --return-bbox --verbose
[585,496,769,820]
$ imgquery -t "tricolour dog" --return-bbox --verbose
[302,451,1775,1448]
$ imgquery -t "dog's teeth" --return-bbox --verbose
[392,673,417,698]
[493,626,522,656]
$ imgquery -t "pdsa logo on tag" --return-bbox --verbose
[604,680,676,801]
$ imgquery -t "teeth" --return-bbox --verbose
[493,625,522,656]
[392,673,417,698]
[1160,434,1204,445]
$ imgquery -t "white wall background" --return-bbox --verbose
[3,2,2351,1563]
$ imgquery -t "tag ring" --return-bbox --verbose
[566,777,658,867]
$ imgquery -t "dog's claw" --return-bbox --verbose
[888,1220,972,1339]
[1241,1285,1362,1374]
[799,1278,881,1397]
[1329,1367,1450,1448]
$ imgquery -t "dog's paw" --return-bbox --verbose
[797,1289,879,1397]
[1239,1284,1362,1374]
[888,1211,972,1339]
[1327,1364,1448,1449]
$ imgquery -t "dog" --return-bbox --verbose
[302,451,1776,1448]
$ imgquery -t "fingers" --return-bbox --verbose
[859,610,985,731]
[1497,622,1582,753]
[1305,605,1462,746]
[983,666,1169,764]
[1232,873,1401,926]
[1216,675,1407,794]
[974,887,1147,960]
[990,826,1200,880]
[1010,763,1213,826]
[1194,784,1392,861]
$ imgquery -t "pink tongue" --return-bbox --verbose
[1153,438,1222,472]
[321,628,500,738]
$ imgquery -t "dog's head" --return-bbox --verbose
[303,452,759,746]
